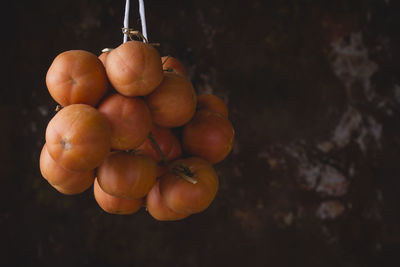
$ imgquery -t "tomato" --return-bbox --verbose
[105,41,163,97]
[98,51,109,66]
[137,124,182,177]
[159,157,219,214]
[94,178,143,215]
[137,124,182,163]
[197,94,228,118]
[98,93,152,150]
[145,72,197,127]
[162,56,187,77]
[45,104,111,172]
[182,110,234,164]
[40,144,94,195]
[146,180,189,221]
[97,152,157,199]
[46,50,108,107]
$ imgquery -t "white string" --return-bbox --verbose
[138,0,148,42]
[123,0,148,43]
[123,0,130,43]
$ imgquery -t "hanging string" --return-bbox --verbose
[122,0,148,43]
[123,0,130,43]
[138,0,148,41]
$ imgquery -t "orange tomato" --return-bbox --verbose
[46,50,108,107]
[146,180,189,221]
[182,110,234,163]
[159,157,219,214]
[97,152,157,199]
[98,93,152,150]
[98,51,109,66]
[137,124,182,163]
[94,178,143,215]
[45,104,111,172]
[162,56,187,77]
[40,144,94,195]
[145,72,197,127]
[105,41,163,96]
[197,94,228,118]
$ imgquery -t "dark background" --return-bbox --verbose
[2,0,400,266]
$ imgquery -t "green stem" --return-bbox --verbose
[148,132,168,165]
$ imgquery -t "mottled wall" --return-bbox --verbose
[2,0,400,266]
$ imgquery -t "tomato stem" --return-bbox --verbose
[148,132,198,185]
[171,163,198,185]
[162,55,170,66]
[55,105,63,112]
[148,132,168,165]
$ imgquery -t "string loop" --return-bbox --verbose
[123,0,148,43]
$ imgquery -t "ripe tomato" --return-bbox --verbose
[146,180,189,221]
[98,93,152,150]
[46,50,108,107]
[159,157,219,214]
[105,41,163,97]
[182,110,234,164]
[40,144,95,195]
[137,124,182,163]
[45,104,111,172]
[197,94,228,118]
[145,72,197,127]
[97,152,157,199]
[94,178,143,215]
[162,56,187,77]
[98,51,109,66]
[137,124,182,177]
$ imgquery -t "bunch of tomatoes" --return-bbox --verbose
[40,40,234,221]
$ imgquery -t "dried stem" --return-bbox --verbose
[171,164,198,185]
[55,105,62,112]
[148,132,198,185]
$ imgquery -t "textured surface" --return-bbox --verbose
[2,0,400,266]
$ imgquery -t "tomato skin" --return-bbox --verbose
[97,152,157,200]
[146,180,189,221]
[162,56,187,77]
[197,94,228,118]
[182,110,234,164]
[40,144,95,195]
[98,94,152,150]
[98,51,109,66]
[105,41,163,97]
[45,104,111,172]
[137,124,182,177]
[46,50,108,107]
[159,157,219,214]
[145,72,197,127]
[94,178,143,215]
[137,124,182,163]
